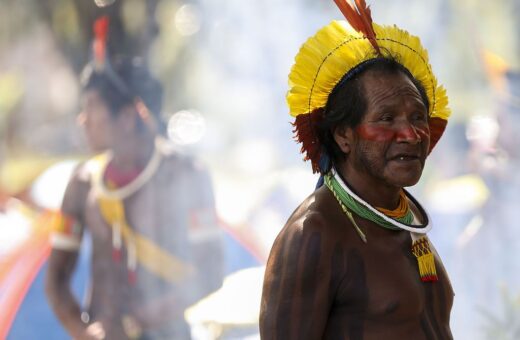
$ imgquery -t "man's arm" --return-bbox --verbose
[260,212,340,340]
[45,248,88,338]
[46,247,106,340]
[44,167,100,339]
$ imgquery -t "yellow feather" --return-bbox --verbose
[288,21,451,125]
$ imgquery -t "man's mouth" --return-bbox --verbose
[390,154,420,162]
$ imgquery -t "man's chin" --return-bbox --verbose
[399,178,421,188]
[88,143,110,153]
[385,168,423,188]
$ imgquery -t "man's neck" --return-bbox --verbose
[110,132,156,172]
[336,162,402,210]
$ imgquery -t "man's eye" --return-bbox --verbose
[380,115,393,122]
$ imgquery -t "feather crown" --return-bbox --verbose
[289,1,450,173]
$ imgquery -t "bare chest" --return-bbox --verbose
[332,230,454,325]
[83,172,190,245]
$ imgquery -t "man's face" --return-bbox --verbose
[78,89,115,152]
[346,70,430,188]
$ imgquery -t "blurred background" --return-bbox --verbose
[0,0,519,339]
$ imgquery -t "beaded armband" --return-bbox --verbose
[49,212,82,251]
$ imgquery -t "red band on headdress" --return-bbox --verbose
[293,108,325,173]
[428,117,447,153]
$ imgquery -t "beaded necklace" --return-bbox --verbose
[324,169,438,282]
[325,173,414,231]
[325,170,431,234]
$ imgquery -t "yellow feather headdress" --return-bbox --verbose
[289,2,450,173]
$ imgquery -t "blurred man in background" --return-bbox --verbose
[45,18,223,339]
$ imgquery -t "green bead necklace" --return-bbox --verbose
[324,170,430,242]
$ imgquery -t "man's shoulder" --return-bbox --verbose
[65,153,109,190]
[266,185,360,277]
[157,139,208,176]
[280,185,354,245]
[66,159,95,187]
[61,160,94,216]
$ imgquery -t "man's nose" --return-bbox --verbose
[395,121,421,144]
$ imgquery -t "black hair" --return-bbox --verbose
[80,56,163,119]
[316,57,430,172]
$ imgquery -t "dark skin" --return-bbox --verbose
[46,90,223,339]
[260,70,454,339]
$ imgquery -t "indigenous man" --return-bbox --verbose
[260,1,454,339]
[45,18,223,340]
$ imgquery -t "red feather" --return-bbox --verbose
[333,0,381,55]
[428,117,447,153]
[293,109,325,174]
[333,0,364,32]
[93,16,110,67]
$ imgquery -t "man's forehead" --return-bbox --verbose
[361,70,424,107]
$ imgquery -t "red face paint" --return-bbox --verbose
[356,123,430,143]
[416,126,430,140]
[395,123,429,142]
[395,124,419,141]
[356,124,396,142]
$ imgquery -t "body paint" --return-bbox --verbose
[356,125,396,142]
[356,124,429,143]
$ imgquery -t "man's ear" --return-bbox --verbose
[333,125,354,154]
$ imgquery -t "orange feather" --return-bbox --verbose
[333,0,381,55]
[333,0,364,32]
[93,16,109,67]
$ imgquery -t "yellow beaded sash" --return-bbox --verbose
[88,143,194,284]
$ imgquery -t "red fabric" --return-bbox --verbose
[0,212,53,339]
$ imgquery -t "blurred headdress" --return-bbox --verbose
[289,0,451,173]
[83,16,160,129]
[88,15,132,97]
